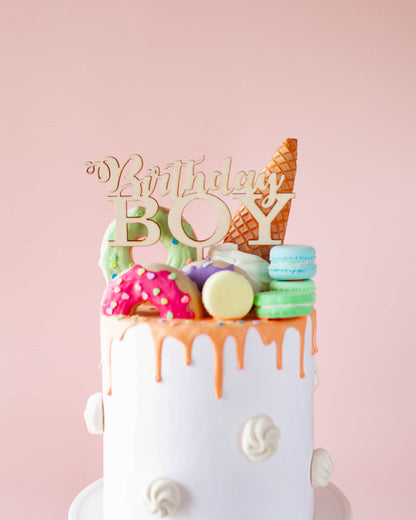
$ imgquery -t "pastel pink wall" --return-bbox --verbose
[1,1,415,518]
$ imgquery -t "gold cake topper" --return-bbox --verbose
[86,139,297,260]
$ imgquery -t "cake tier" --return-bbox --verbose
[101,313,317,520]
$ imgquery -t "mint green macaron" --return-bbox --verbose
[270,279,315,294]
[254,280,315,318]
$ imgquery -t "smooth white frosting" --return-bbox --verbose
[241,414,280,462]
[314,364,319,390]
[209,243,271,292]
[84,393,104,434]
[144,478,181,517]
[102,319,315,520]
[311,448,333,488]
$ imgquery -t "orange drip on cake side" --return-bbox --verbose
[102,312,317,398]
[311,308,318,354]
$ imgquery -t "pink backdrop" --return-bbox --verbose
[1,1,415,518]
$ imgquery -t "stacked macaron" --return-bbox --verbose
[254,245,316,319]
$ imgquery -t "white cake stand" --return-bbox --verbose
[69,478,352,520]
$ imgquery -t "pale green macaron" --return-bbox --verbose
[254,279,315,319]
[269,279,316,294]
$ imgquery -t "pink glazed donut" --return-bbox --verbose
[101,263,203,320]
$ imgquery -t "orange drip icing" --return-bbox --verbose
[212,341,224,399]
[272,326,286,370]
[184,343,193,366]
[311,308,318,354]
[102,311,318,398]
[235,335,245,370]
[299,319,306,378]
[154,341,163,382]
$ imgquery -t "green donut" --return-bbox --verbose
[99,206,197,282]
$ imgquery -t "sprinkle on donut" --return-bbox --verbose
[101,264,202,320]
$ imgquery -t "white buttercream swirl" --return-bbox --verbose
[209,243,271,292]
[84,393,104,434]
[144,478,181,517]
[241,414,281,462]
[311,449,333,488]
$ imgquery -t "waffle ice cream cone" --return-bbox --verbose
[223,138,298,259]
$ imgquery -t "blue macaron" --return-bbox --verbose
[268,245,316,280]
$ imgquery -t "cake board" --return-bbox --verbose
[68,478,352,520]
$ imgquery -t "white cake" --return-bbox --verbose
[81,138,336,519]
[83,308,332,520]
